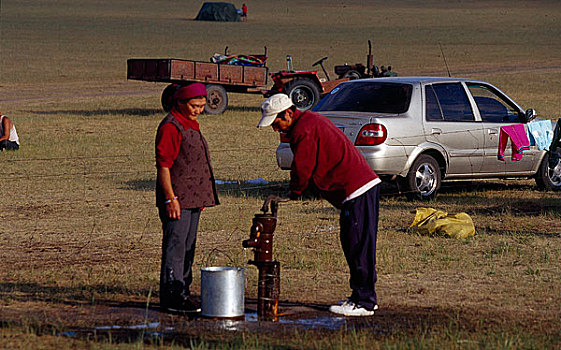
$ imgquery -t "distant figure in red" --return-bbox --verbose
[241,3,247,21]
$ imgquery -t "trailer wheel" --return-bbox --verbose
[161,83,180,112]
[205,84,228,114]
[285,78,320,111]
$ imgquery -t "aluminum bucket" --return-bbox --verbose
[200,267,245,318]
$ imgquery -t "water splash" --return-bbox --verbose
[244,312,348,330]
[95,322,163,330]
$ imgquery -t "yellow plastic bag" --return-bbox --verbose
[409,207,475,239]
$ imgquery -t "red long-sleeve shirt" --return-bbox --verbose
[155,109,200,168]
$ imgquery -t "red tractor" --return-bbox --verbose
[268,40,396,111]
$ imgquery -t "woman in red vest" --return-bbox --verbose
[155,83,219,313]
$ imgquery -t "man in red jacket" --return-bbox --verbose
[257,94,381,316]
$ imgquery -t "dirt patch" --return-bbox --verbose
[1,296,559,346]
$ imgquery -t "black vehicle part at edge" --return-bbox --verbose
[535,152,561,191]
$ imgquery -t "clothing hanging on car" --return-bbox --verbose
[527,119,554,151]
[498,124,530,161]
[549,118,561,167]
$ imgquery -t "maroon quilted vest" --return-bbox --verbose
[156,115,219,209]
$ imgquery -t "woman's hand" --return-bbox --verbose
[166,198,181,219]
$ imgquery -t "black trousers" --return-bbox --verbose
[339,185,380,310]
[158,207,201,303]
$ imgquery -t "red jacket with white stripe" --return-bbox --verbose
[288,109,378,209]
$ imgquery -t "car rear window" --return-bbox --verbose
[314,81,412,114]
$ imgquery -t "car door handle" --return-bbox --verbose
[488,128,498,135]
[431,128,442,135]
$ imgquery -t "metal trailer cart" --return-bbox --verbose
[127,48,269,114]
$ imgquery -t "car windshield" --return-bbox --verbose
[314,81,412,113]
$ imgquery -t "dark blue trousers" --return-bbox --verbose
[339,185,380,310]
[159,207,201,302]
[0,140,19,151]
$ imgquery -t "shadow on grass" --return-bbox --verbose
[0,282,155,306]
[120,178,289,197]
[121,176,560,223]
[27,108,162,117]
[27,105,261,119]
[121,179,155,191]
[440,179,536,193]
[0,280,467,326]
[223,105,261,113]
[438,180,561,219]
[384,179,560,213]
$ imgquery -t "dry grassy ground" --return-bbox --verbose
[1,0,560,348]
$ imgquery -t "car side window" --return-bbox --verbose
[467,83,521,123]
[425,85,443,120]
[426,83,475,122]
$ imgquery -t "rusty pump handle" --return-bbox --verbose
[261,195,289,217]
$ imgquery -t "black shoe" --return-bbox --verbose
[161,296,201,313]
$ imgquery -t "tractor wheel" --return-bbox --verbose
[285,78,321,111]
[161,83,180,112]
[205,84,228,114]
[343,70,361,80]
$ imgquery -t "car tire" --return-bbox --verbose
[400,154,441,200]
[205,84,228,114]
[161,83,180,112]
[285,78,320,111]
[535,152,561,191]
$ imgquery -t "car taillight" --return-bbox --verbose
[355,123,387,146]
[279,132,290,143]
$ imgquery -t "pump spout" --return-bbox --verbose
[242,237,259,248]
[242,222,263,248]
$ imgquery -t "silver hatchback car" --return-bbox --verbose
[276,77,561,199]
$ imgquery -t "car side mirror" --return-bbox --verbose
[524,108,537,122]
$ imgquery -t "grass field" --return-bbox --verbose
[1,0,560,348]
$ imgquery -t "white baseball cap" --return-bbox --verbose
[257,94,294,128]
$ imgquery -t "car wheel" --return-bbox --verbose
[400,154,441,200]
[205,84,228,114]
[161,83,180,112]
[535,152,561,191]
[285,78,320,111]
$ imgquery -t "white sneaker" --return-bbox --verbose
[329,300,378,316]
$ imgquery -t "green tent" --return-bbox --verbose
[195,2,241,22]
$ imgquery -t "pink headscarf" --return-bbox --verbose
[173,83,207,101]
[170,83,207,129]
